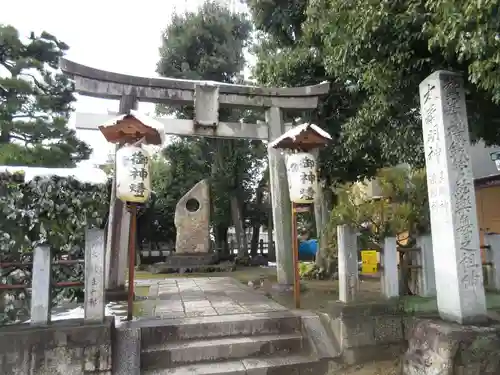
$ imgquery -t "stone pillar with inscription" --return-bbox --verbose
[337,225,358,302]
[85,228,106,322]
[381,237,399,298]
[419,71,487,324]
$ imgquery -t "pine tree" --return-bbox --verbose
[0,25,91,167]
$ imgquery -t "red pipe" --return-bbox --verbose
[0,262,31,267]
[127,204,138,321]
[52,281,84,288]
[0,284,28,290]
[0,259,84,267]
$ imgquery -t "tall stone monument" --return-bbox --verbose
[154,179,215,271]
[419,71,486,324]
[175,179,211,254]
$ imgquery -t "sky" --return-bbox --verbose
[1,0,250,164]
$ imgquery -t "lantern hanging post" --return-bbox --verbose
[291,201,300,308]
[98,112,163,321]
[126,203,138,321]
[269,123,332,309]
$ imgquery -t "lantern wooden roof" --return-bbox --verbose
[98,110,164,145]
[269,123,332,151]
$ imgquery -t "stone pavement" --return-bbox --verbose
[138,277,288,319]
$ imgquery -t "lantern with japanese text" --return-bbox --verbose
[286,152,318,204]
[116,145,151,203]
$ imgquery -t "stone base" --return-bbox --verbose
[324,300,408,365]
[0,317,114,375]
[403,318,500,375]
[148,253,219,274]
[105,287,129,302]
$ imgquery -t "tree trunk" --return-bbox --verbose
[250,225,260,257]
[215,224,229,256]
[230,194,248,257]
[0,115,13,143]
[267,206,274,261]
[250,178,265,257]
[315,182,334,270]
[314,188,324,267]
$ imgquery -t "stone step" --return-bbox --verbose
[141,333,305,369]
[142,354,327,375]
[139,311,302,347]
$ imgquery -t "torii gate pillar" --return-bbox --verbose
[267,107,294,284]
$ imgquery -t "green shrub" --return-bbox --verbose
[0,172,109,324]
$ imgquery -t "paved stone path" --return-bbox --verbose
[138,277,288,319]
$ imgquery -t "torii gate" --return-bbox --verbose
[60,58,329,293]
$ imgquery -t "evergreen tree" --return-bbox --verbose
[157,1,265,252]
[0,25,91,167]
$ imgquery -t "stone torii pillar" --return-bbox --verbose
[60,59,330,286]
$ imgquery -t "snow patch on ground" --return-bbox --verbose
[25,302,130,325]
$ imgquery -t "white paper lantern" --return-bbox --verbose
[116,145,151,203]
[286,152,318,204]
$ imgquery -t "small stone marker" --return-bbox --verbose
[85,228,106,322]
[337,225,358,302]
[381,237,399,298]
[30,246,51,325]
[419,71,487,324]
[416,235,436,297]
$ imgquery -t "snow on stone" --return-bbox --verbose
[268,123,332,149]
[0,165,108,184]
[25,303,130,326]
[100,110,166,144]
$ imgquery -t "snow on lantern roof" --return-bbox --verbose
[0,165,109,185]
[99,110,166,145]
[268,123,332,150]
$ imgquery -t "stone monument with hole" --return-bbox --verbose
[149,179,216,273]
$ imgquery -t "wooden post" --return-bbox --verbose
[127,204,138,321]
[484,233,500,291]
[291,202,300,308]
[30,246,51,325]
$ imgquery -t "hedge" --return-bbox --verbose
[0,171,110,324]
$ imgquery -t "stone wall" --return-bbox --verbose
[322,300,435,365]
[403,319,500,375]
[323,300,500,375]
[0,317,114,375]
